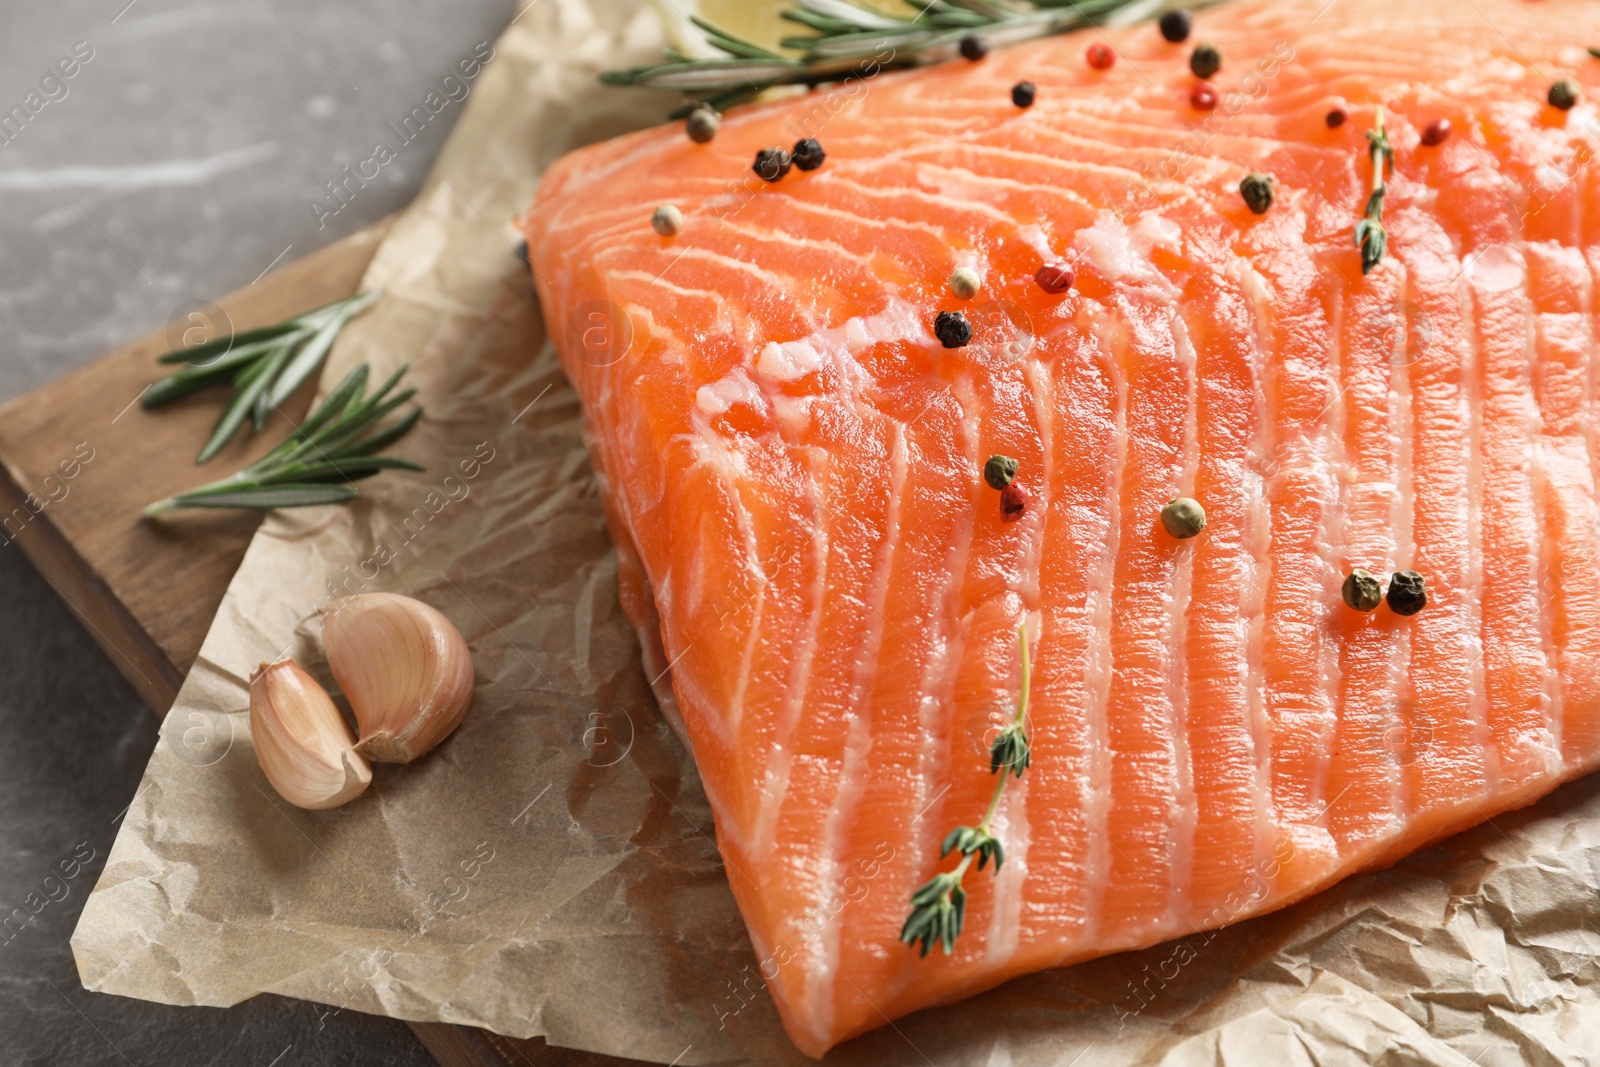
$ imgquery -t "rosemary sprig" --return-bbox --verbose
[143,290,381,463]
[901,621,1032,958]
[603,1,1210,116]
[143,361,424,516]
[1355,106,1393,275]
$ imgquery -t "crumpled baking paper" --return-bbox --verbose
[70,2,1600,1064]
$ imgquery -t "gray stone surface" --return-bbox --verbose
[1,1,518,1062]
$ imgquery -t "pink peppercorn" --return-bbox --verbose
[1086,43,1116,70]
[1190,80,1219,111]
[1001,483,1030,522]
[1421,118,1452,146]
[1035,261,1076,294]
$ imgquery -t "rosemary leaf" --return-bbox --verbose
[147,484,360,513]
[266,289,380,409]
[197,345,290,464]
[143,290,381,462]
[143,361,424,517]
[154,319,303,366]
[606,1,1218,110]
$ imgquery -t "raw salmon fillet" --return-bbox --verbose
[525,0,1600,1054]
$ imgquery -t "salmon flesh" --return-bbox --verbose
[524,0,1600,1054]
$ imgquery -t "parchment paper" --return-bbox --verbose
[71,3,1600,1064]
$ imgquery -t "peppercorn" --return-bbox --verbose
[1550,78,1582,111]
[984,454,1019,490]
[1160,496,1206,539]
[686,106,721,144]
[960,35,989,61]
[949,267,982,300]
[934,310,972,348]
[753,146,792,182]
[1086,43,1116,70]
[1239,172,1275,215]
[515,239,530,265]
[1159,10,1193,43]
[1035,260,1075,294]
[792,137,826,171]
[1190,81,1219,111]
[1012,80,1036,108]
[1341,569,1382,612]
[1386,570,1427,616]
[1325,105,1348,129]
[1001,482,1030,522]
[1420,118,1451,147]
[651,204,683,236]
[1189,43,1222,80]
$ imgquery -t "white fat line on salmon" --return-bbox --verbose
[712,841,899,1033]
[1113,40,1295,231]
[700,43,897,225]
[1110,835,1298,1030]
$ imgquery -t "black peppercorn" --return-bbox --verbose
[960,35,989,61]
[1325,105,1348,129]
[515,239,529,265]
[1549,78,1582,111]
[1341,569,1382,612]
[792,138,826,171]
[1159,11,1193,43]
[1239,172,1275,215]
[1387,570,1427,615]
[1190,43,1222,80]
[753,146,793,182]
[1012,80,1036,108]
[984,455,1019,490]
[934,310,972,349]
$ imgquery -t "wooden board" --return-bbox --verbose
[0,222,642,1067]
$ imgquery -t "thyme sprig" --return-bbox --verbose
[142,290,380,463]
[1355,106,1393,275]
[602,1,1211,116]
[143,361,423,516]
[901,621,1032,957]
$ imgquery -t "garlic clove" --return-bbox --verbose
[249,659,372,810]
[322,592,475,764]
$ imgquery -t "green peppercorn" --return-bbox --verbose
[984,455,1018,490]
[1190,44,1222,80]
[1161,496,1206,539]
[686,106,720,144]
[1341,569,1382,612]
[1550,78,1582,111]
[1239,172,1275,215]
[1387,570,1427,615]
